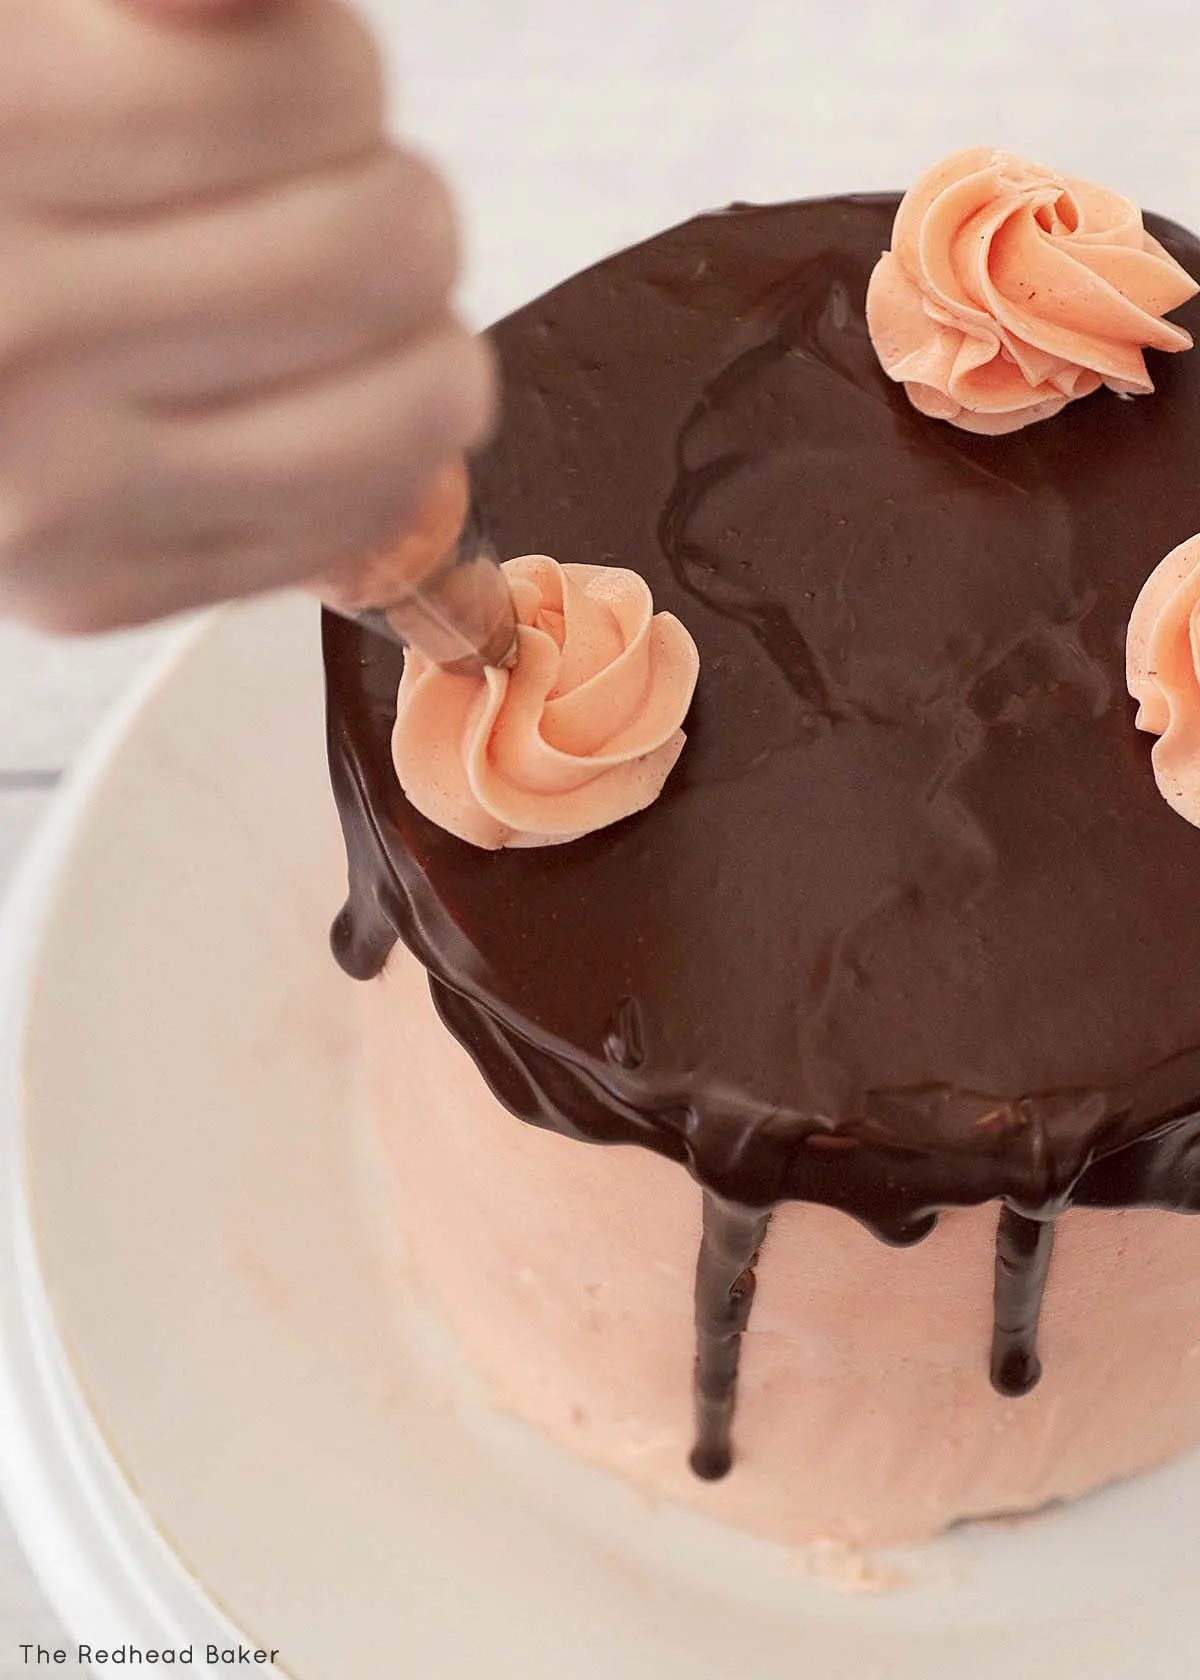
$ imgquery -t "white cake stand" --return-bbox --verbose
[0,594,1197,1679]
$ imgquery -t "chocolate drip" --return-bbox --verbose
[329,899,394,983]
[990,1206,1057,1397]
[690,1192,772,1480]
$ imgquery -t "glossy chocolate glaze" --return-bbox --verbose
[325,194,1200,1477]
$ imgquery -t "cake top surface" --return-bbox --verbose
[326,192,1200,1226]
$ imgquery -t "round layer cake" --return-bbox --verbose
[324,191,1200,1544]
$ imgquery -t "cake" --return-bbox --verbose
[323,152,1200,1546]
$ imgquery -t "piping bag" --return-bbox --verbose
[315,456,518,677]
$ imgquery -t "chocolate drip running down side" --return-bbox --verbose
[324,193,1200,1483]
[690,1195,773,1480]
[991,1207,1057,1398]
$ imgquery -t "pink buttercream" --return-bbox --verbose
[392,554,700,848]
[866,147,1197,435]
[1127,534,1200,825]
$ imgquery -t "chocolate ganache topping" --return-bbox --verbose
[325,193,1200,1478]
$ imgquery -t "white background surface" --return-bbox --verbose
[2,0,1200,1664]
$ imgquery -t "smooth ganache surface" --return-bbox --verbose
[325,194,1200,1461]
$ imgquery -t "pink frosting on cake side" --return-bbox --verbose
[866,146,1197,434]
[366,941,1200,1548]
[391,554,700,848]
[1127,533,1200,825]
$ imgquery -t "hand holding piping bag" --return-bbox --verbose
[315,456,519,676]
[0,0,507,669]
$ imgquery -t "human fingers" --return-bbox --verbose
[48,146,462,408]
[0,0,385,213]
[0,324,495,632]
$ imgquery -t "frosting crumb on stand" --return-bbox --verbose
[866,146,1197,433]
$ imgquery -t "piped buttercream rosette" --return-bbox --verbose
[867,147,1198,434]
[1127,534,1200,826]
[392,554,700,849]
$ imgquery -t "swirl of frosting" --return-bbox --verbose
[866,147,1198,435]
[392,554,700,848]
[1127,534,1200,826]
